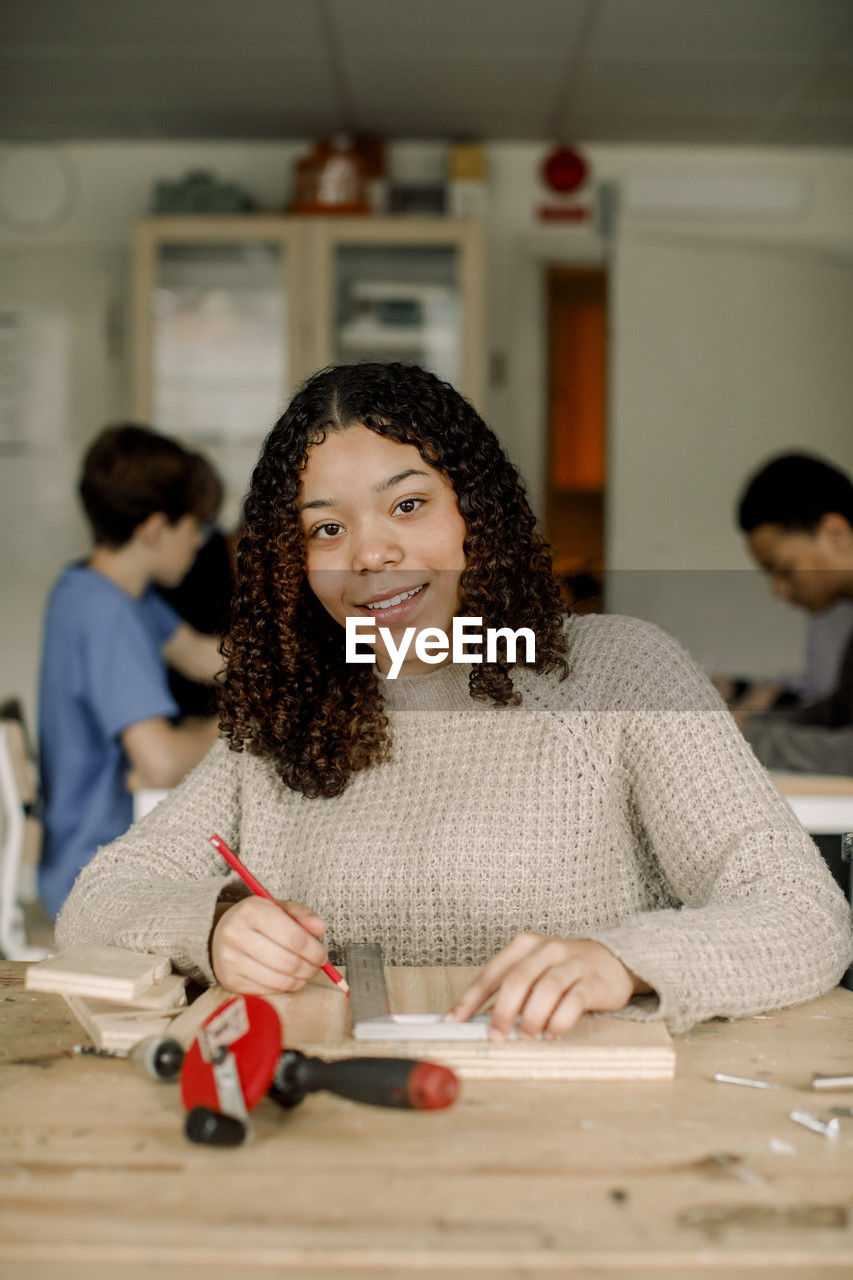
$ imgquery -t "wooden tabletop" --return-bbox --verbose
[772,773,853,798]
[771,772,853,838]
[2,961,853,1279]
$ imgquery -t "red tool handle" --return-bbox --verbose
[270,1050,460,1111]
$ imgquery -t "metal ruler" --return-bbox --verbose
[344,942,493,1042]
[344,943,392,1027]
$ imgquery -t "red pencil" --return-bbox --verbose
[209,833,349,994]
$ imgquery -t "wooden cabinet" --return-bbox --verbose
[132,216,485,509]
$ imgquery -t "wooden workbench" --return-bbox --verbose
[1,961,852,1279]
[772,771,853,838]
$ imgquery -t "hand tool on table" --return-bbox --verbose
[180,992,459,1146]
[130,1035,185,1081]
[181,993,271,1146]
[269,1049,458,1110]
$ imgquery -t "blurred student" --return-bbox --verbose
[38,424,224,916]
[717,599,853,725]
[736,452,853,776]
[160,523,236,718]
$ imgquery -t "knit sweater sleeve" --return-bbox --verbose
[578,621,853,1032]
[55,738,244,983]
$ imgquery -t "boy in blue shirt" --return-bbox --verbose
[38,424,225,916]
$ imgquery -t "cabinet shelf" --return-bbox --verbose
[133,216,484,507]
[337,323,456,353]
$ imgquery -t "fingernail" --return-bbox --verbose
[488,1027,506,1043]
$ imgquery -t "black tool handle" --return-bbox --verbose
[130,1035,185,1082]
[270,1050,458,1110]
[185,1106,249,1147]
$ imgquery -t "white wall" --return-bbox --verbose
[485,143,853,676]
[1,139,852,725]
[605,233,853,674]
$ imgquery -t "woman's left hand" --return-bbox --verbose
[445,934,651,1040]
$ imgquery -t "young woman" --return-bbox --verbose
[57,364,852,1037]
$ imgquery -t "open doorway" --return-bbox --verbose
[545,266,607,613]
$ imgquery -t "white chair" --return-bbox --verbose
[0,711,52,960]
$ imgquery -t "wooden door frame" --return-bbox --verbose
[544,264,607,588]
[502,231,606,521]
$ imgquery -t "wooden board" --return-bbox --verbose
[122,972,187,1010]
[56,964,674,1077]
[269,966,675,1080]
[63,995,179,1053]
[66,983,230,1055]
[168,985,228,1049]
[772,771,853,796]
[57,968,188,1053]
[25,945,171,1001]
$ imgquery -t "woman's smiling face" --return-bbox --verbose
[298,424,467,675]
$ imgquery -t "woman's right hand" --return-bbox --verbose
[210,897,329,995]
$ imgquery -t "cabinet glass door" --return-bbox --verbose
[332,244,462,386]
[151,241,287,444]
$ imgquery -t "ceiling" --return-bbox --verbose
[2,0,852,146]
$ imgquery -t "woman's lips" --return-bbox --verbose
[354,582,428,624]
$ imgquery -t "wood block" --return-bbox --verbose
[133,966,675,1080]
[124,972,188,1011]
[268,967,676,1081]
[64,994,176,1053]
[168,985,229,1050]
[25,944,171,1001]
[65,981,212,1055]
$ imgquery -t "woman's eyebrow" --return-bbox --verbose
[298,495,337,513]
[376,468,430,493]
[298,469,430,513]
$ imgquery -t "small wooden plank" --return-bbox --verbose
[63,995,175,1052]
[268,966,676,1080]
[168,984,229,1049]
[122,972,187,1011]
[24,945,171,1001]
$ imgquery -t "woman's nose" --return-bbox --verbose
[350,522,403,572]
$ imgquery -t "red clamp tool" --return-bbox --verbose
[180,994,459,1146]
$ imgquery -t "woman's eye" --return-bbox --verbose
[310,522,343,540]
[394,497,424,515]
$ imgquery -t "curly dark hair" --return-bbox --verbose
[220,362,568,798]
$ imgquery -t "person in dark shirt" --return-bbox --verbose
[736,452,853,902]
[159,526,236,717]
[736,452,853,774]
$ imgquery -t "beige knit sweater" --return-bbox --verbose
[57,614,853,1032]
